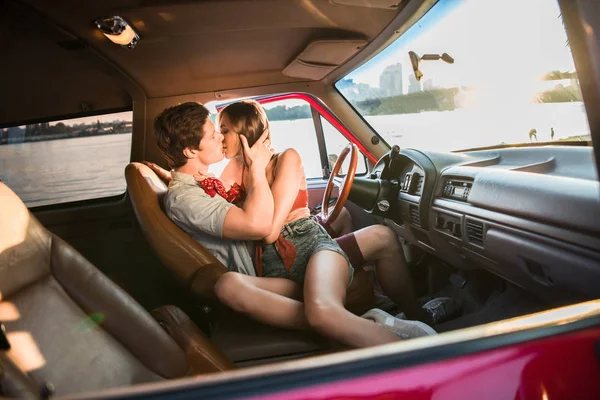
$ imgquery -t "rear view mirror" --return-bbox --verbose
[408,51,454,82]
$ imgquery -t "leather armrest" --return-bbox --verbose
[189,263,228,303]
[151,306,236,374]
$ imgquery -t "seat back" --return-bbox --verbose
[0,182,190,396]
[125,162,227,303]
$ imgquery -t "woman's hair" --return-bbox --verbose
[219,100,271,157]
[154,102,210,168]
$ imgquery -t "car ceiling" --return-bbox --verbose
[0,0,405,126]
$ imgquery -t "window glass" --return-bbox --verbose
[320,116,368,176]
[0,110,132,207]
[210,98,323,178]
[264,99,322,179]
[335,0,590,151]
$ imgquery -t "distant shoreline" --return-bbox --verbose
[0,130,132,146]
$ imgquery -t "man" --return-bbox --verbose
[153,102,455,346]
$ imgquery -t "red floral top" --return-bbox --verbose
[200,177,246,205]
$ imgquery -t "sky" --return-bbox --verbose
[49,111,132,127]
[345,0,576,94]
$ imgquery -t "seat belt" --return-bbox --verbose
[0,322,9,396]
[0,323,54,398]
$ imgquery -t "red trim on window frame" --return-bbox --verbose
[216,93,378,164]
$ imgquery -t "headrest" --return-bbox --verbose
[125,162,168,206]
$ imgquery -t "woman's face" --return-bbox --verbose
[220,114,242,159]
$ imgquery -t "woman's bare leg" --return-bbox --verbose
[303,250,399,347]
[214,272,308,330]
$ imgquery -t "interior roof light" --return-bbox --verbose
[94,16,139,49]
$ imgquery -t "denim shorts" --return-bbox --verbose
[260,216,353,286]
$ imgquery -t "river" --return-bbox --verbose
[0,102,590,208]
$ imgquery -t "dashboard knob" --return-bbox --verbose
[377,200,390,212]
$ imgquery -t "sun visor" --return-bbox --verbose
[330,0,402,9]
[283,39,367,80]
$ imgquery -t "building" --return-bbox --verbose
[379,63,403,97]
[423,79,434,91]
[408,73,422,94]
[337,78,381,102]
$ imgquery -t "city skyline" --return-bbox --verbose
[345,0,576,98]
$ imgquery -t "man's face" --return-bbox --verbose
[196,119,225,166]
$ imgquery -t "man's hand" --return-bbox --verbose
[240,130,273,172]
[143,161,172,183]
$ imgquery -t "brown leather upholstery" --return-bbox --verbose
[125,162,227,303]
[124,162,375,312]
[151,306,236,373]
[0,183,233,397]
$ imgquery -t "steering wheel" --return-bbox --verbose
[320,142,358,225]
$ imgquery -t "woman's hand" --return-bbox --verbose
[143,161,172,183]
[240,130,273,171]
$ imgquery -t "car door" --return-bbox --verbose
[217,93,375,213]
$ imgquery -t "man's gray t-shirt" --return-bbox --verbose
[164,171,256,276]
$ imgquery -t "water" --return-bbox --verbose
[1,102,590,208]
[366,102,590,152]
[0,134,132,207]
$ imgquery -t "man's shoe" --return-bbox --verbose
[395,297,460,325]
[362,308,437,340]
[422,297,459,325]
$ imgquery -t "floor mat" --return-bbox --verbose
[436,284,546,332]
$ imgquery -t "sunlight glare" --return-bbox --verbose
[7,331,46,372]
[0,302,21,321]
[583,22,594,37]
[300,0,337,27]
[0,198,29,252]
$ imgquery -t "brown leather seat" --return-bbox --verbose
[0,183,234,397]
[125,162,227,304]
[125,162,375,314]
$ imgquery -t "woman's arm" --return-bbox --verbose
[264,149,304,244]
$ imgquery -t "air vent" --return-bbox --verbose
[466,220,484,246]
[414,175,424,194]
[409,205,420,227]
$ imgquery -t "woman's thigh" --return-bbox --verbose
[303,250,350,307]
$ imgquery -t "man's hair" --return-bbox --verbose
[219,100,270,153]
[154,102,210,168]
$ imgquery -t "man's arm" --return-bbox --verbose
[221,132,274,240]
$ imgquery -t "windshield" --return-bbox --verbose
[336,0,590,152]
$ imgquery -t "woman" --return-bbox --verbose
[215,100,436,346]
[146,100,437,347]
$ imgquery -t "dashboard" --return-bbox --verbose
[356,146,600,302]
